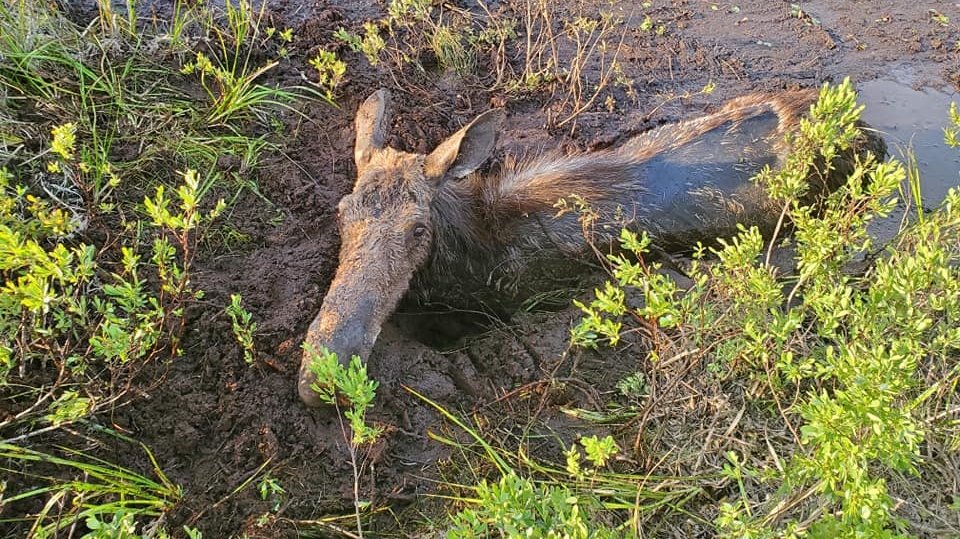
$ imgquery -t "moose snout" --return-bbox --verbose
[298,326,364,407]
[298,365,325,407]
[298,296,378,407]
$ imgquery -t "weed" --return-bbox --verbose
[576,434,619,472]
[447,471,618,539]
[308,49,348,101]
[615,372,648,401]
[330,0,632,128]
[414,388,703,537]
[83,511,142,538]
[304,345,382,445]
[943,101,960,148]
[385,0,478,76]
[504,0,632,129]
[180,51,297,126]
[429,22,477,76]
[226,293,257,365]
[790,3,821,26]
[334,23,387,66]
[265,25,294,58]
[257,474,285,513]
[1,166,223,447]
[640,15,654,32]
[0,8,232,513]
[0,0,309,214]
[144,169,226,299]
[303,344,383,538]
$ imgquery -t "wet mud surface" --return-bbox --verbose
[54,1,960,537]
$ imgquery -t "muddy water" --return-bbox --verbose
[858,73,960,206]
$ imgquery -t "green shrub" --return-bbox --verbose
[571,79,959,537]
[1,164,221,432]
[303,344,384,537]
[226,293,257,365]
[0,1,301,535]
[447,470,618,539]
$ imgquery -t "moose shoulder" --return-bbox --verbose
[298,88,885,406]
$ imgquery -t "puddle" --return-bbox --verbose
[858,75,960,207]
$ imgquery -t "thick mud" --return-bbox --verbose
[48,1,960,537]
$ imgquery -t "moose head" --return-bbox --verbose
[298,89,505,406]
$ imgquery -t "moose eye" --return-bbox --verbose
[411,223,428,238]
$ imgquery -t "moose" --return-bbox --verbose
[298,87,884,406]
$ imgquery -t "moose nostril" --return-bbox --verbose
[298,361,325,407]
[298,376,324,407]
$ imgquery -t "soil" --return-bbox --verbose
[32,1,960,537]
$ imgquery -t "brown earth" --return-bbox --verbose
[42,1,960,537]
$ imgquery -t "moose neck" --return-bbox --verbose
[413,148,644,312]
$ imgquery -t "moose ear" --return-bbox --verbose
[354,89,392,169]
[425,109,505,181]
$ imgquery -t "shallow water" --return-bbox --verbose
[858,73,960,207]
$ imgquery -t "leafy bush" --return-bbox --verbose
[571,79,960,537]
[446,435,622,539]
[1,164,222,433]
[0,0,306,535]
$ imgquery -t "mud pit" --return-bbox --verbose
[73,1,960,537]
